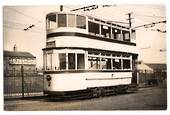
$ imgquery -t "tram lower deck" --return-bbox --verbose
[43,48,137,97]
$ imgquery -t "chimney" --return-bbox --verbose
[13,44,17,52]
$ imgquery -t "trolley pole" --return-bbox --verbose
[21,65,24,98]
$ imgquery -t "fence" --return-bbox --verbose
[4,65,44,99]
[138,69,167,88]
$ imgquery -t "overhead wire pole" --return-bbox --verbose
[126,12,134,28]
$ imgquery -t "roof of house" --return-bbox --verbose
[4,50,36,58]
[137,63,154,72]
[146,63,167,70]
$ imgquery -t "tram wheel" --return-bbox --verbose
[92,88,102,98]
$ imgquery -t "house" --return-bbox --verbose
[137,61,154,73]
[4,45,36,76]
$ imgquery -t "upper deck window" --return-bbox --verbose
[88,21,100,35]
[132,30,136,40]
[68,14,76,27]
[112,28,121,40]
[47,14,57,29]
[58,14,67,27]
[122,30,130,41]
[76,15,86,29]
[101,25,111,38]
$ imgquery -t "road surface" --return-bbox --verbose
[4,87,167,110]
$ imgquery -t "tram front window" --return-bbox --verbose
[58,14,67,27]
[68,14,76,27]
[76,15,86,29]
[47,14,57,30]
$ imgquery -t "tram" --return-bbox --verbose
[43,11,138,98]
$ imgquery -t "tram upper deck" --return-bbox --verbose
[46,12,136,42]
[45,12,138,54]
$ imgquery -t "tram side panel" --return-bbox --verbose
[86,72,132,88]
[44,71,132,92]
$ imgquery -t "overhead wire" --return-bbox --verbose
[6,7,43,23]
[64,5,129,25]
[5,7,44,31]
[3,24,45,34]
[4,20,46,32]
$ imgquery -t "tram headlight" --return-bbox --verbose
[46,75,52,81]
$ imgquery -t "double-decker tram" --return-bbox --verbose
[43,12,138,98]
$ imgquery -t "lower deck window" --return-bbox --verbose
[112,59,122,69]
[88,57,100,69]
[44,51,131,71]
[77,54,85,69]
[68,53,75,69]
[59,53,66,70]
[46,53,52,70]
[123,59,130,69]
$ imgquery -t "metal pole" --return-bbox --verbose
[128,13,132,28]
[21,65,24,98]
[145,69,146,87]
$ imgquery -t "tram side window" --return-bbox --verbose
[68,14,75,27]
[47,14,57,29]
[88,21,100,35]
[106,59,111,69]
[76,15,86,29]
[122,30,130,41]
[112,59,122,69]
[132,30,136,40]
[101,58,106,69]
[77,54,85,69]
[101,25,111,38]
[123,59,131,69]
[59,53,66,70]
[58,14,67,27]
[68,53,75,69]
[88,57,100,69]
[112,28,121,40]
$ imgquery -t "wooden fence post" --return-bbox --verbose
[21,65,24,98]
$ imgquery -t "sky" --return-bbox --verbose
[3,5,166,66]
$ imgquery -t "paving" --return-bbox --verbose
[4,87,167,111]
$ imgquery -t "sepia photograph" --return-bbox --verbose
[2,3,167,111]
